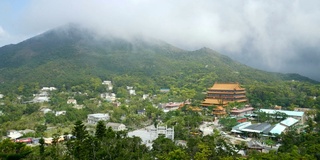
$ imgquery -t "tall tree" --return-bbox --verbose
[95,120,106,139]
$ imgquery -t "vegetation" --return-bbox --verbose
[0,25,320,159]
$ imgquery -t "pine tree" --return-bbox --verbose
[95,121,106,139]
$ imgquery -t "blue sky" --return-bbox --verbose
[0,0,320,81]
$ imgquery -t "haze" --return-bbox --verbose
[0,0,319,81]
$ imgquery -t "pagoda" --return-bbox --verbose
[212,106,227,117]
[201,82,247,107]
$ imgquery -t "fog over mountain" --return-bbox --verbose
[0,0,319,81]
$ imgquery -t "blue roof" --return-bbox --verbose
[259,109,304,117]
[269,124,286,134]
[280,117,299,127]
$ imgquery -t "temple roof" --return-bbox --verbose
[202,99,228,105]
[209,82,244,90]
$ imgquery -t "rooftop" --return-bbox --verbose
[280,117,299,127]
[269,124,287,135]
[259,109,304,117]
[209,82,244,90]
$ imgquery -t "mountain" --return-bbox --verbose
[0,24,317,91]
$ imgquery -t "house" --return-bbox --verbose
[106,122,126,131]
[67,99,77,105]
[87,113,110,124]
[7,130,23,139]
[102,81,113,90]
[41,87,57,91]
[126,86,133,90]
[142,94,149,100]
[201,82,247,107]
[129,89,136,95]
[101,93,116,102]
[160,89,170,93]
[41,108,53,114]
[33,91,50,103]
[55,111,67,116]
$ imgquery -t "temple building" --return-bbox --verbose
[212,106,227,117]
[201,82,247,107]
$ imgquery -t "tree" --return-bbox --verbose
[72,120,88,141]
[0,139,32,160]
[95,121,106,139]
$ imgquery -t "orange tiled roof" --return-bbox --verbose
[209,82,244,90]
[202,99,228,105]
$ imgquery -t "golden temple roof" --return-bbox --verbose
[209,82,244,90]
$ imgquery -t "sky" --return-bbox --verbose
[0,0,320,81]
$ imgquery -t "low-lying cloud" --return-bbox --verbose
[1,0,320,81]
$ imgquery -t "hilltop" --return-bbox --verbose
[0,24,317,92]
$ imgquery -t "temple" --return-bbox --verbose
[201,82,247,107]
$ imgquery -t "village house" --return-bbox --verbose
[55,111,67,116]
[41,108,53,114]
[41,87,57,91]
[106,122,126,131]
[102,81,113,90]
[101,93,116,102]
[67,99,77,105]
[87,113,110,125]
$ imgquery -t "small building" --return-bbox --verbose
[160,89,170,93]
[129,89,136,95]
[212,106,227,117]
[55,111,67,116]
[101,93,116,102]
[41,108,53,114]
[150,125,174,141]
[41,87,57,91]
[67,99,77,105]
[7,130,23,139]
[106,122,126,131]
[87,113,110,125]
[230,107,254,117]
[247,141,264,152]
[142,94,149,100]
[0,94,4,99]
[102,81,113,90]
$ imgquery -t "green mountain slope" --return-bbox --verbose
[0,24,317,90]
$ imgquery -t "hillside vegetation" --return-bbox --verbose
[0,24,317,94]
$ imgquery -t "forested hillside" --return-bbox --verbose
[0,24,316,94]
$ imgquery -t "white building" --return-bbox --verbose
[7,130,23,139]
[0,94,4,99]
[106,122,126,131]
[55,111,67,116]
[150,125,174,141]
[41,108,53,114]
[101,93,116,102]
[87,113,110,124]
[129,89,136,95]
[41,87,57,91]
[67,99,77,105]
[102,81,113,90]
